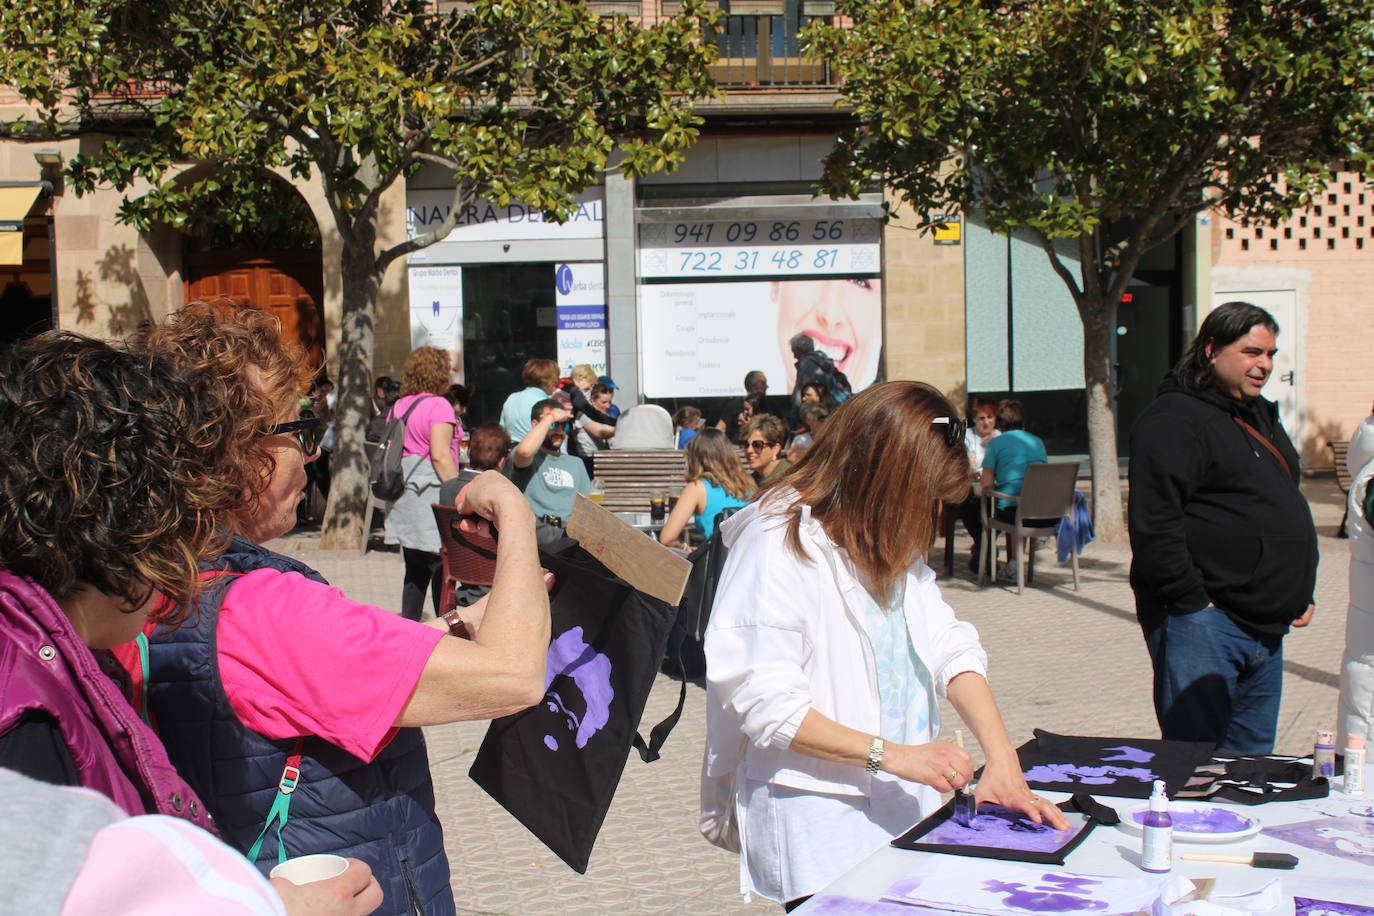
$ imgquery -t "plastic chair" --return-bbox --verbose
[978,461,1081,595]
[432,504,499,616]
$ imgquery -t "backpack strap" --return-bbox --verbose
[247,736,308,865]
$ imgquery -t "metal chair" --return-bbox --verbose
[360,442,389,555]
[432,503,498,616]
[979,461,1081,595]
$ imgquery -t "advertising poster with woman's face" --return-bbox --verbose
[772,278,882,392]
[639,277,883,398]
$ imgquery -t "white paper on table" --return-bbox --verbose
[1152,879,1283,916]
[882,859,1191,916]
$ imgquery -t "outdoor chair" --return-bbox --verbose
[432,503,499,616]
[360,441,389,555]
[1332,439,1352,538]
[979,461,1081,595]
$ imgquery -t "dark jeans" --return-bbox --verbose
[401,547,443,622]
[1143,606,1284,753]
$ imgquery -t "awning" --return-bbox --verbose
[0,184,43,266]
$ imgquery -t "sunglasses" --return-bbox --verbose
[551,421,572,433]
[745,439,775,452]
[932,416,967,448]
[266,413,324,454]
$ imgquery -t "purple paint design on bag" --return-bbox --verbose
[1024,763,1155,785]
[1101,745,1155,764]
[1130,807,1253,834]
[541,627,613,750]
[1266,814,1374,866]
[982,879,1108,912]
[922,803,1073,853]
[1294,897,1374,916]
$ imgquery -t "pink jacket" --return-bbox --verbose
[0,568,214,831]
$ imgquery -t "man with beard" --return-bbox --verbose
[510,399,592,543]
[1128,301,1317,753]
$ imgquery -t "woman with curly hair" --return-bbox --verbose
[383,346,460,620]
[0,334,232,820]
[701,382,1066,909]
[658,428,754,547]
[129,304,548,916]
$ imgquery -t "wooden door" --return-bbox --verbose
[185,252,326,370]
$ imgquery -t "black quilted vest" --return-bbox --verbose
[145,536,454,915]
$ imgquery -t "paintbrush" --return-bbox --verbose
[1181,852,1299,870]
[952,729,977,827]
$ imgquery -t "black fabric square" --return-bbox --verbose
[1012,729,1215,799]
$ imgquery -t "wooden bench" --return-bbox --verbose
[1332,439,1352,537]
[592,449,687,514]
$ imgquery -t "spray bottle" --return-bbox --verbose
[1141,779,1172,873]
[1315,730,1337,781]
[1346,734,1366,798]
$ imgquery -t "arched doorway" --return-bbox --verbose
[180,170,325,369]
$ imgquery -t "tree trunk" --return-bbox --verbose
[1080,295,1127,541]
[319,236,382,551]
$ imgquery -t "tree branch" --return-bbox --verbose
[375,178,476,272]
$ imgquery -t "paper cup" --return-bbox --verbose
[269,854,349,885]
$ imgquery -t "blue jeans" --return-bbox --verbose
[1142,606,1284,754]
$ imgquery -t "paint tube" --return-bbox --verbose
[1346,734,1366,798]
[1141,779,1172,873]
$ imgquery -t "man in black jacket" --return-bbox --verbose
[1128,301,1317,753]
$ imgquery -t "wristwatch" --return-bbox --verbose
[865,736,886,775]
[442,607,471,639]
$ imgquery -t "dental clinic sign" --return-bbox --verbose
[406,188,605,243]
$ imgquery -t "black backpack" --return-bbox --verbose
[369,396,436,501]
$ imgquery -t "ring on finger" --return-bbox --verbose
[948,770,961,783]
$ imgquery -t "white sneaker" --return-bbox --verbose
[998,561,1020,583]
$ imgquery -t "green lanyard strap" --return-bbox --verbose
[247,737,307,865]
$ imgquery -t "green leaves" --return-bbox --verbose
[812,0,1374,281]
[1,0,718,269]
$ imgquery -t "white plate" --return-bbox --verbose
[1115,801,1262,843]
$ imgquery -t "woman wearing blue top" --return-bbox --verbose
[980,399,1050,581]
[659,429,754,546]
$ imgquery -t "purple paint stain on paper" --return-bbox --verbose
[1024,763,1155,785]
[1101,745,1155,764]
[541,627,612,750]
[1294,897,1374,916]
[1130,806,1253,834]
[923,803,1073,853]
[983,878,1108,912]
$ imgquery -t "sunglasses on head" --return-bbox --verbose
[266,412,324,454]
[931,416,967,448]
[745,439,775,452]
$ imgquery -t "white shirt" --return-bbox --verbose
[701,491,987,902]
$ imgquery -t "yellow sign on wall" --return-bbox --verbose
[933,215,962,245]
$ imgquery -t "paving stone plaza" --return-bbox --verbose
[270,479,1352,915]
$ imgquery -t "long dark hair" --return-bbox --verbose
[1174,301,1279,392]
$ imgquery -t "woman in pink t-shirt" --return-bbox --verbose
[382,347,459,621]
[129,305,549,916]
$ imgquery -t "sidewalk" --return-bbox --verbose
[268,477,1351,915]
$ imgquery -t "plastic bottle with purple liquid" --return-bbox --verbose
[1140,779,1172,873]
[1314,730,1336,780]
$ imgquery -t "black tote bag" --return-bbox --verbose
[467,538,682,873]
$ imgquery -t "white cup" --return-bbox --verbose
[268,853,349,885]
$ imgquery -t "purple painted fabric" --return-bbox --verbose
[542,626,613,751]
[922,803,1075,854]
[1294,897,1374,916]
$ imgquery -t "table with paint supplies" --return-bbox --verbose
[796,730,1374,916]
